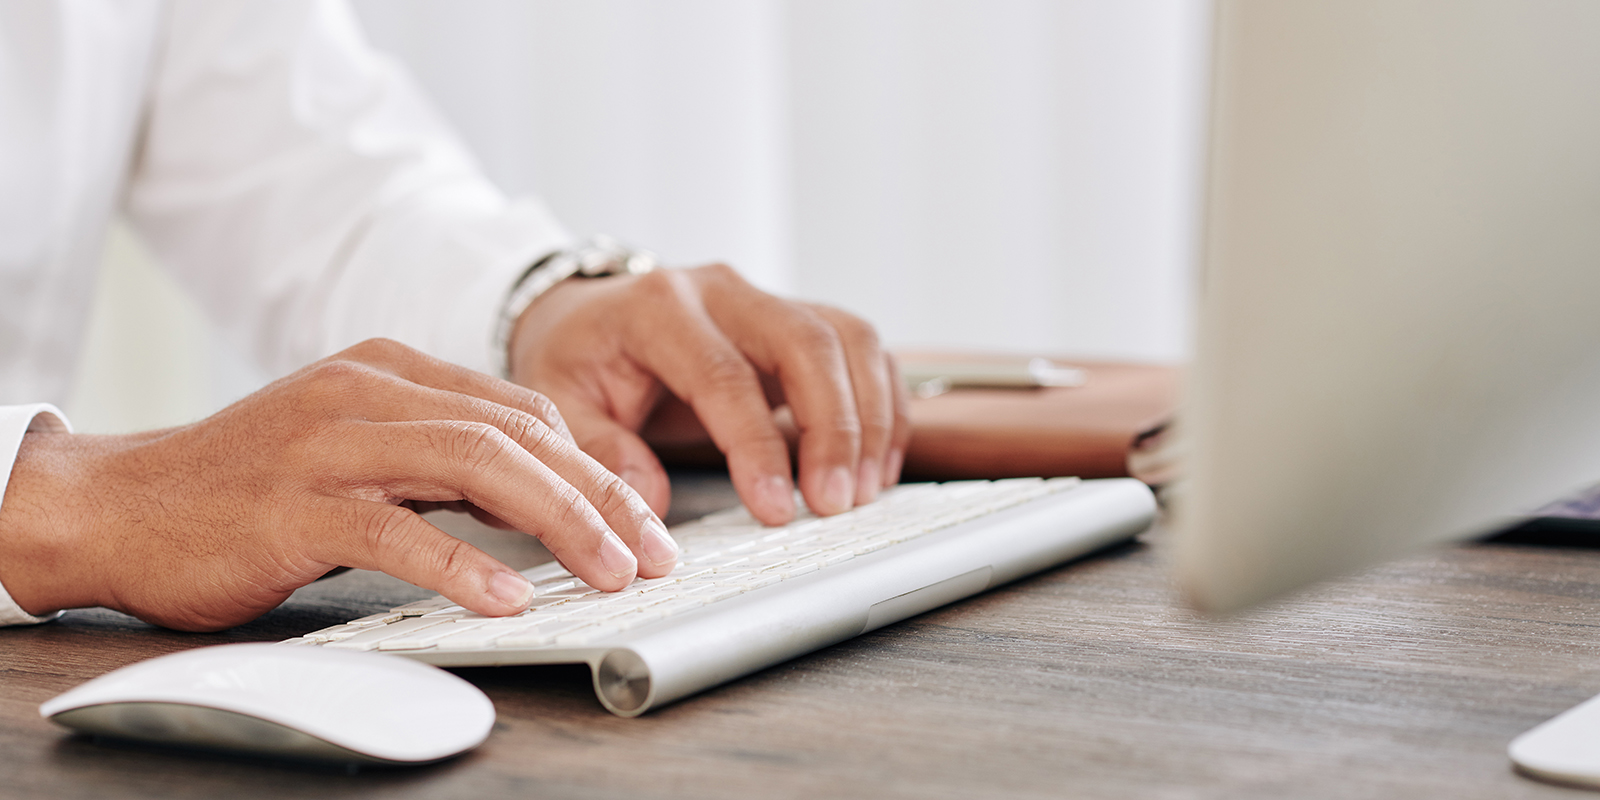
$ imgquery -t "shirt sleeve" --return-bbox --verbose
[0,404,71,626]
[123,0,573,377]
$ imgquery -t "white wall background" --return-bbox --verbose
[69,0,1210,432]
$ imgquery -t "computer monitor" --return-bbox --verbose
[1172,0,1600,612]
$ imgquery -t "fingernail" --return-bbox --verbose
[599,532,637,579]
[489,572,535,611]
[756,473,796,521]
[856,459,881,505]
[640,517,678,568]
[822,466,854,515]
[885,448,904,487]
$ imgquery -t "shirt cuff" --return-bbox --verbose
[0,404,73,626]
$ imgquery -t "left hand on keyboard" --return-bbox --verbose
[0,339,677,631]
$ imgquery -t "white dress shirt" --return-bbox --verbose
[0,0,575,623]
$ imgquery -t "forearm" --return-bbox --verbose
[127,0,574,377]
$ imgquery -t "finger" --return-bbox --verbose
[806,304,895,504]
[407,386,678,577]
[338,419,643,590]
[307,362,678,577]
[336,338,575,443]
[544,387,674,520]
[692,269,862,517]
[626,271,798,525]
[309,499,537,617]
[883,352,912,486]
[406,500,517,531]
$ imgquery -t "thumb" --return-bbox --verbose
[555,398,673,519]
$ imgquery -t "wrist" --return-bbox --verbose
[506,274,585,386]
[0,432,120,615]
[495,235,658,379]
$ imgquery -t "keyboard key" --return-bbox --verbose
[650,597,713,618]
[561,606,633,624]
[532,579,577,596]
[519,561,573,582]
[613,609,668,630]
[727,572,782,590]
[841,533,885,552]
[325,617,448,651]
[815,549,856,567]
[432,626,514,651]
[554,624,622,646]
[684,584,748,603]
[669,566,716,582]
[304,623,370,643]
[347,612,404,627]
[390,597,455,617]
[769,562,820,579]
[630,576,680,593]
[497,620,596,648]
[378,621,488,651]
[540,586,601,601]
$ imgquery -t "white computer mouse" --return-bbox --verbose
[39,643,495,766]
[1510,692,1600,788]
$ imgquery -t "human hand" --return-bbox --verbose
[0,339,676,632]
[508,263,911,526]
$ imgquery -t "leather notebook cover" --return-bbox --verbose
[895,354,1180,481]
[652,352,1181,482]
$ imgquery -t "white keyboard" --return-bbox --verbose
[282,477,1156,715]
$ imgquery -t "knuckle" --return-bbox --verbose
[789,315,844,356]
[884,352,905,381]
[829,415,864,444]
[525,391,564,426]
[299,359,379,407]
[428,537,478,585]
[445,421,512,475]
[698,351,760,395]
[632,268,686,303]
[859,406,894,441]
[345,337,411,362]
[306,358,369,387]
[803,406,863,448]
[362,504,417,554]
[832,311,880,350]
[733,420,788,454]
[496,407,560,453]
[544,483,597,539]
[590,474,639,522]
[696,262,742,284]
[363,504,479,588]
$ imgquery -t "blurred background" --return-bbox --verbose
[67,0,1211,433]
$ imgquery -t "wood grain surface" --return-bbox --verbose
[4,471,1599,799]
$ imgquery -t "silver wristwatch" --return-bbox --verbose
[494,234,658,377]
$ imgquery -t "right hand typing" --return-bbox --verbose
[0,339,677,632]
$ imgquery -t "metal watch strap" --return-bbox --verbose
[493,235,658,378]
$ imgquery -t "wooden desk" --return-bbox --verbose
[4,472,1599,799]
